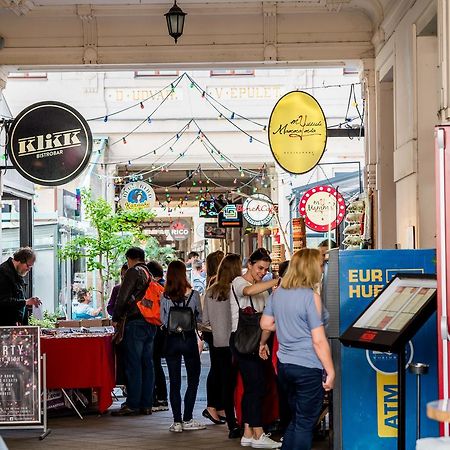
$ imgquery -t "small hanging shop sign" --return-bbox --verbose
[119,181,156,211]
[299,185,346,232]
[268,91,327,174]
[243,193,275,226]
[7,101,92,186]
[169,219,190,241]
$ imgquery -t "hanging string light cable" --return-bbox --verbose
[184,73,267,129]
[87,72,187,121]
[91,119,193,167]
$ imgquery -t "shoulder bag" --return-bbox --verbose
[232,286,262,355]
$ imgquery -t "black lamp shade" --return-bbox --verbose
[165,1,187,43]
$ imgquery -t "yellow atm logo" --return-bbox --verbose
[376,373,398,437]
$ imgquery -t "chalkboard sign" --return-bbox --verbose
[0,327,41,424]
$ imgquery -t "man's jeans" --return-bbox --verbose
[278,362,324,450]
[122,318,156,410]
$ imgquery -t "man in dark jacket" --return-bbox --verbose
[111,247,155,416]
[0,247,41,326]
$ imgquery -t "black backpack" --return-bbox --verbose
[167,291,196,334]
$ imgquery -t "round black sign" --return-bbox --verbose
[7,101,93,186]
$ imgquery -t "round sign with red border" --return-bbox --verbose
[169,219,190,241]
[299,185,346,232]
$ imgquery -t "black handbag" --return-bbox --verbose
[232,286,262,355]
[167,291,195,334]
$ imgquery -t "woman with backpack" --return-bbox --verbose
[160,260,206,433]
[202,253,241,439]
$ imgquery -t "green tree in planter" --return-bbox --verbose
[59,189,154,313]
[144,236,177,266]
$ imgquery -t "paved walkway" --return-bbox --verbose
[2,408,329,450]
[1,353,329,450]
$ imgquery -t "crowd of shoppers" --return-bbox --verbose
[105,244,334,450]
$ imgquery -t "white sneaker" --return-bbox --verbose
[182,419,206,430]
[169,422,183,433]
[251,433,282,449]
[241,435,253,447]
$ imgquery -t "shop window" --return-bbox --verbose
[210,69,254,77]
[8,72,47,79]
[135,70,179,78]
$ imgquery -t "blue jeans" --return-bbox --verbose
[278,362,324,450]
[165,331,201,423]
[122,318,156,410]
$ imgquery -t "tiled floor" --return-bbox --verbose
[1,408,329,450]
[1,353,330,450]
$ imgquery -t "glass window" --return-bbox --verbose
[8,72,47,79]
[135,70,179,77]
[210,69,254,76]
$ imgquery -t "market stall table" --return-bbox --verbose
[40,334,115,415]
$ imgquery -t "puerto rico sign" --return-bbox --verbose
[268,91,327,174]
[119,181,156,211]
[169,219,190,241]
[243,193,275,226]
[7,101,92,186]
[299,185,345,232]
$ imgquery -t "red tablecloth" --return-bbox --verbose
[40,335,115,413]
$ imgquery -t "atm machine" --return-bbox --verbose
[324,248,438,449]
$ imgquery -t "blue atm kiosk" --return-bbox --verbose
[324,249,438,450]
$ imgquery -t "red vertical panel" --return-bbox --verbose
[435,126,450,435]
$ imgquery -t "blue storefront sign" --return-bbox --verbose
[339,249,438,449]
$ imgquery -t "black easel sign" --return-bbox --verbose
[0,327,41,424]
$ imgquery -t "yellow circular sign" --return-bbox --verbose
[268,91,327,174]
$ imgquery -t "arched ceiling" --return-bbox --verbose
[0,0,406,69]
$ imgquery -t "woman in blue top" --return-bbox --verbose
[260,248,335,450]
[160,260,205,433]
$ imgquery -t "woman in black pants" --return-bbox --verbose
[202,253,242,438]
[202,250,225,424]
[230,248,281,449]
[160,260,205,433]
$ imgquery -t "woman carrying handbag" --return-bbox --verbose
[230,248,281,449]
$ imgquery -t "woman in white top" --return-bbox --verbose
[230,248,280,449]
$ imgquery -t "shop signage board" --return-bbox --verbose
[299,185,346,232]
[169,219,190,241]
[7,101,92,186]
[204,222,226,239]
[334,249,438,449]
[218,203,243,228]
[119,181,156,211]
[243,193,275,226]
[268,91,327,174]
[0,326,41,424]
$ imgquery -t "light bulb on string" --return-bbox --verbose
[104,116,108,122]
[240,171,245,177]
[147,117,152,124]
[231,112,235,120]
[249,136,253,143]
[123,137,127,144]
[140,102,144,109]
[171,83,175,93]
[233,178,237,184]
[190,82,194,88]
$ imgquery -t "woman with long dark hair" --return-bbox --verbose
[160,260,205,433]
[230,248,281,449]
[202,253,241,438]
[202,250,226,425]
